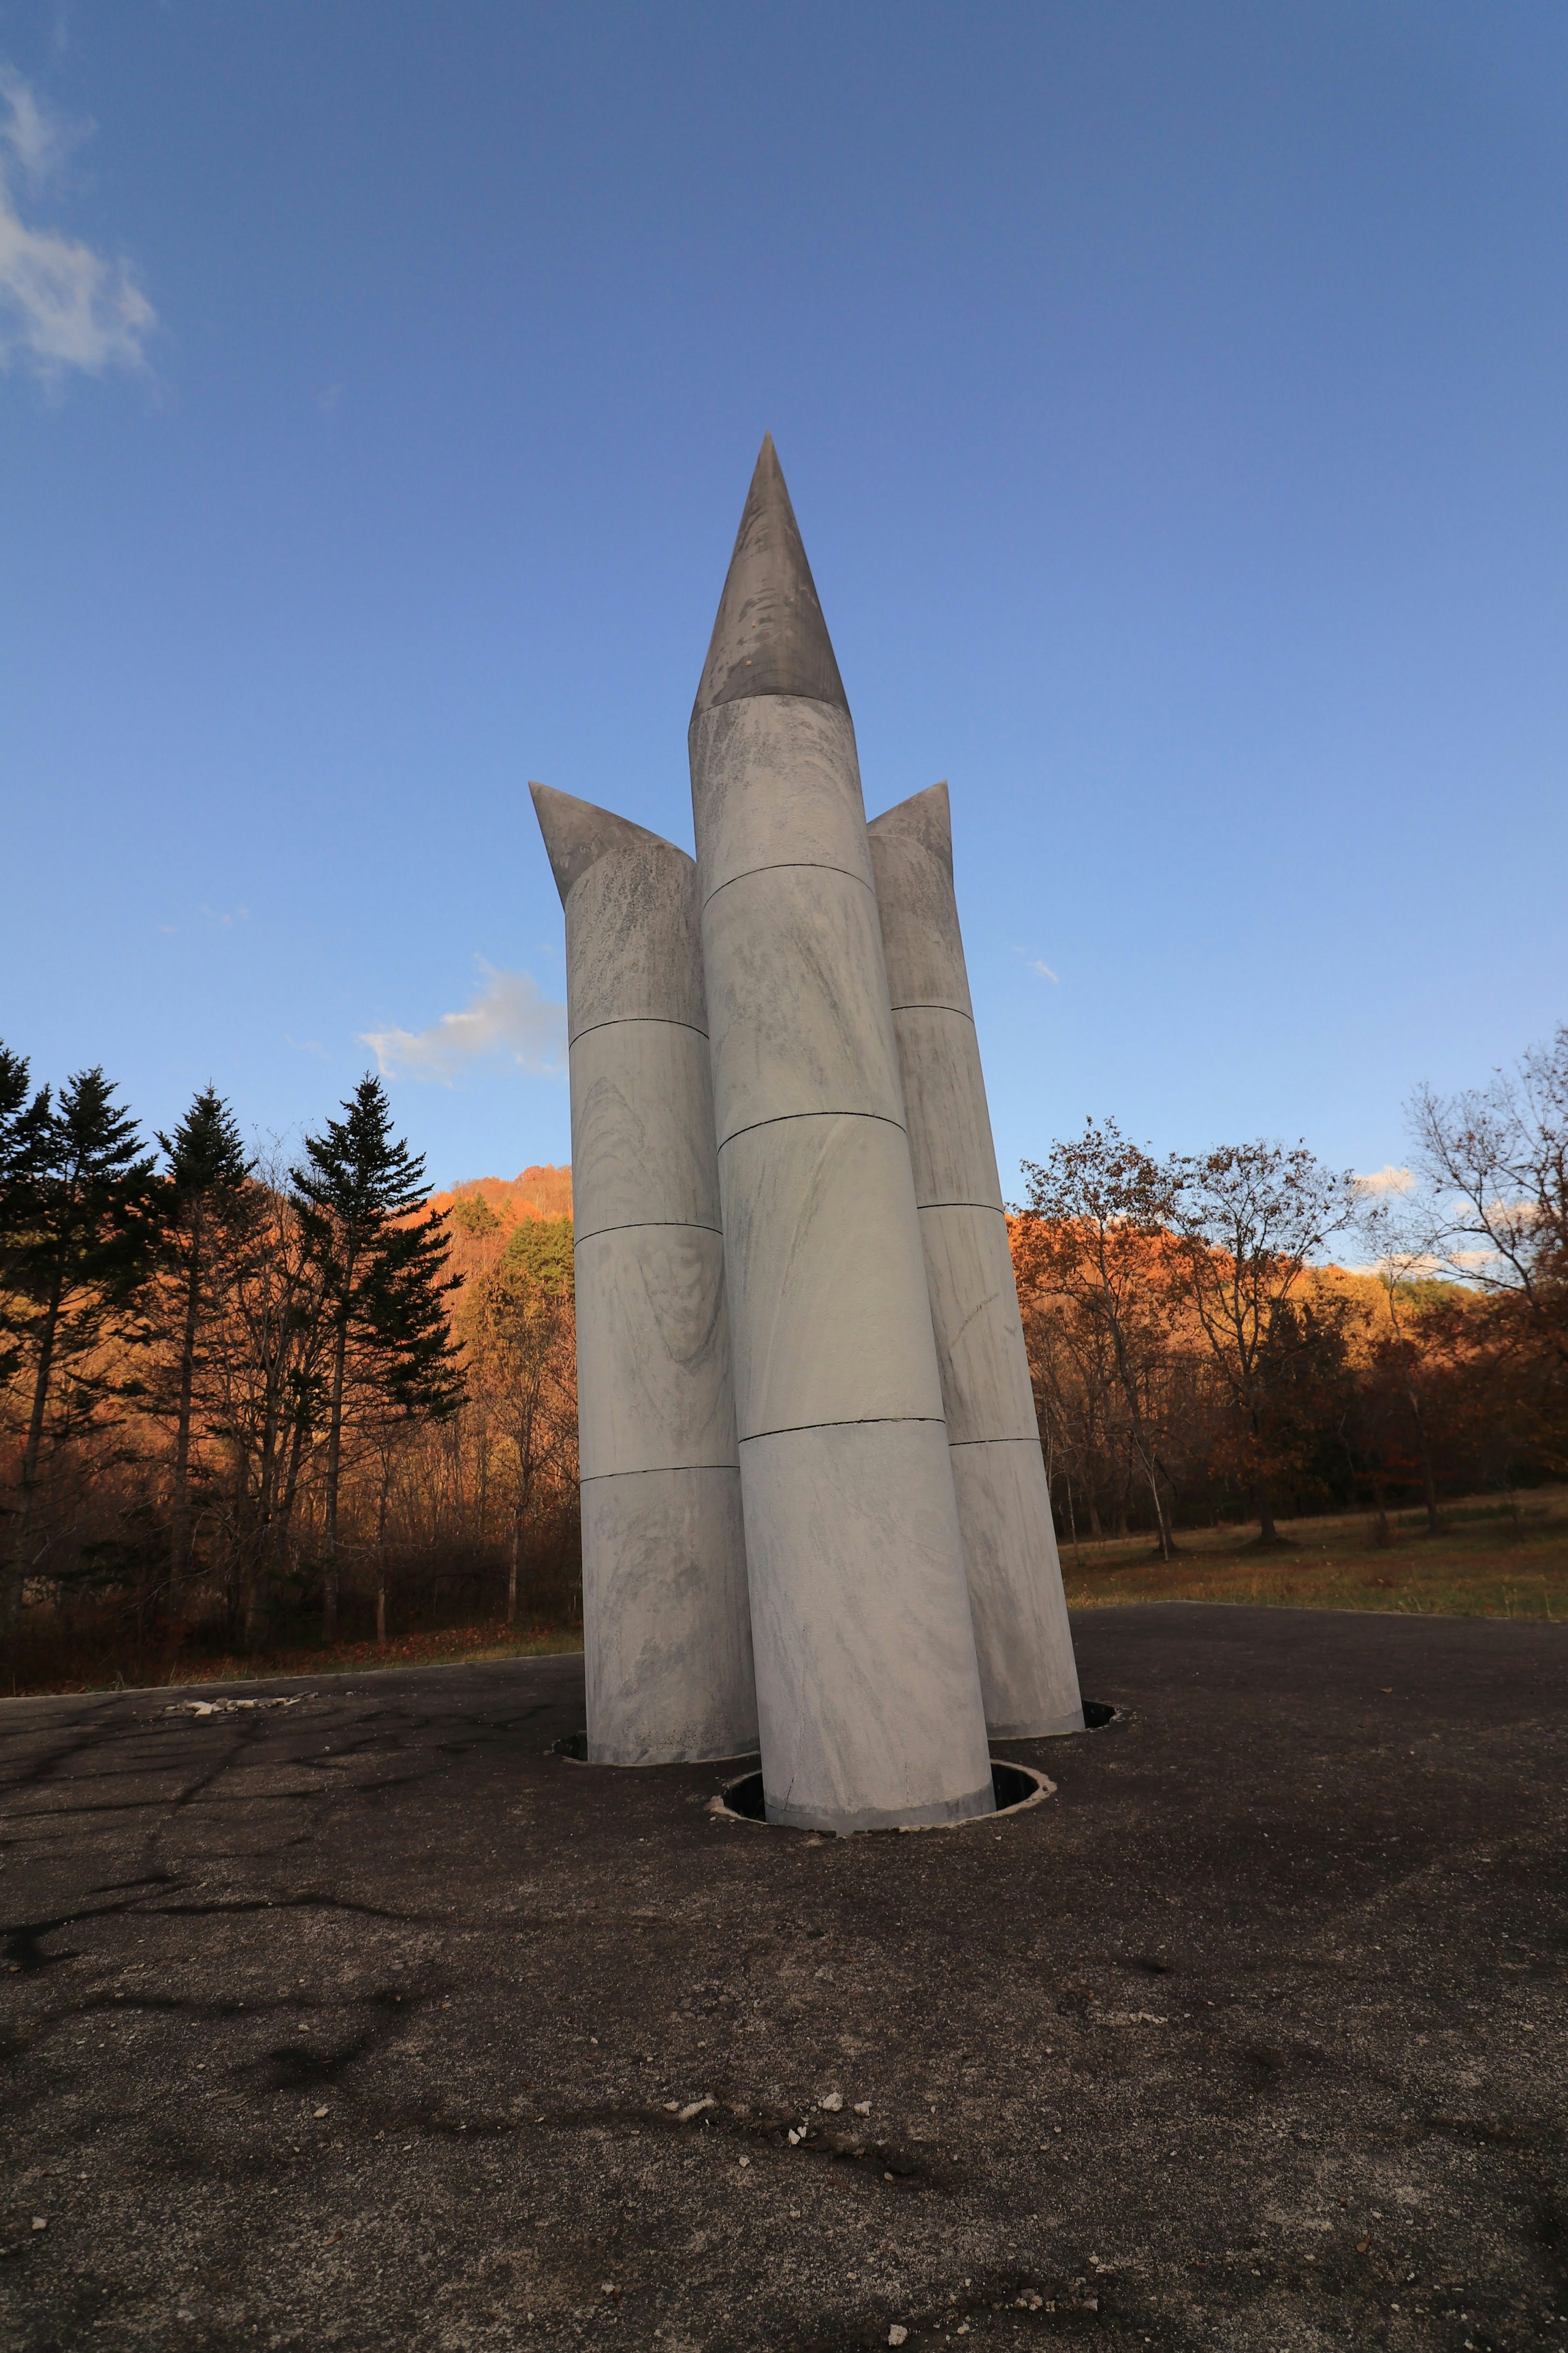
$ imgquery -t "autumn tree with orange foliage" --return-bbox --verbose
[1016,1121,1183,1557]
[1167,1142,1355,1545]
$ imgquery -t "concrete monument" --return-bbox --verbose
[868,785,1082,1737]
[530,436,1082,1832]
[531,785,757,1765]
[688,439,996,1833]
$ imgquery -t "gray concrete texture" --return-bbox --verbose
[690,441,994,1833]
[530,785,756,1767]
[868,785,1083,1740]
[5,1608,1563,2352]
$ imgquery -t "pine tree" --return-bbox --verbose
[146,1086,254,1604]
[4,1067,159,1626]
[292,1077,462,1641]
[0,1043,53,1390]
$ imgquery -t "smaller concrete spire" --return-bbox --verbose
[530,781,667,906]
[867,776,954,877]
[690,435,847,723]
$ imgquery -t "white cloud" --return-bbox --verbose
[0,64,67,178]
[1015,948,1059,982]
[1374,1251,1446,1278]
[1353,1164,1415,1198]
[0,64,155,382]
[361,963,566,1086]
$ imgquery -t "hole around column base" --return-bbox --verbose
[713,1756,1055,1831]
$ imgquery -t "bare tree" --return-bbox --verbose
[1410,1023,1568,1370]
[1169,1142,1352,1544]
[1352,1182,1446,1532]
[203,1149,333,1644]
[1017,1120,1182,1557]
[460,1256,575,1623]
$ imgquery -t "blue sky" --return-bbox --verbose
[2,1,1564,1199]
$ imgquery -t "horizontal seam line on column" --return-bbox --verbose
[889,1001,976,1021]
[575,1221,722,1245]
[569,1014,708,1047]
[918,1198,1007,1214]
[701,860,875,910]
[717,1108,906,1150]
[738,1416,948,1443]
[949,1434,1040,1448]
[581,1465,739,1482]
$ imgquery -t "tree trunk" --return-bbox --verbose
[170,1215,203,1608]
[375,1453,391,1646]
[1256,1482,1278,1544]
[6,1274,64,1627]
[1144,1463,1172,1561]
[322,1305,350,1644]
[1407,1383,1440,1534]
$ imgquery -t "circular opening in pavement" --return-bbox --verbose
[1080,1701,1118,1729]
[714,1757,1055,1831]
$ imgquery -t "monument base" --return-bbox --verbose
[716,1755,1056,1831]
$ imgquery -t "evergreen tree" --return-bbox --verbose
[0,1043,53,1389]
[4,1068,159,1626]
[503,1213,575,1296]
[146,1086,255,1601]
[292,1077,463,1640]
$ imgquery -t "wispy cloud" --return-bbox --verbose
[361,962,566,1086]
[0,63,155,382]
[1352,1164,1416,1198]
[1015,949,1059,983]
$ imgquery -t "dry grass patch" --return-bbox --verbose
[1061,1487,1567,1619]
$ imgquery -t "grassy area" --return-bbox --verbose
[16,1620,584,1700]
[1060,1487,1567,1620]
[16,1491,1563,1699]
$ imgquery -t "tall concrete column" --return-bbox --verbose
[688,438,994,1833]
[868,783,1083,1737]
[531,783,757,1765]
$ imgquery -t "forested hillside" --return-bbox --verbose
[2,1025,1564,1691]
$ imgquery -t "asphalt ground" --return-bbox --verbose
[1,1604,1564,2353]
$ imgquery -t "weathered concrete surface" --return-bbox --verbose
[3,1606,1564,2352]
[532,783,755,1767]
[691,439,992,1834]
[689,432,846,716]
[869,784,1080,1742]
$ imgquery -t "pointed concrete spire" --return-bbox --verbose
[530,781,669,906]
[867,780,1083,1739]
[691,435,847,723]
[867,779,954,879]
[530,774,757,1766]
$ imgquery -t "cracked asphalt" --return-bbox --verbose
[1,1603,1564,2353]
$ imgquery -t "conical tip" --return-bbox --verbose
[529,781,676,906]
[867,781,952,877]
[691,436,848,724]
